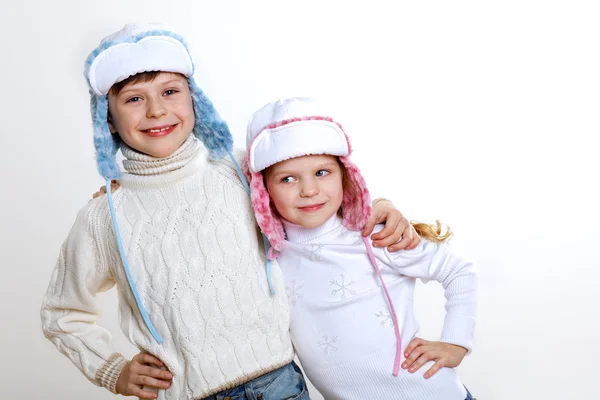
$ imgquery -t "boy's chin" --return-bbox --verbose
[139,136,191,158]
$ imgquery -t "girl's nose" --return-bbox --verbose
[300,179,319,197]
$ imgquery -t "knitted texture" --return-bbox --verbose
[95,353,128,393]
[41,141,294,399]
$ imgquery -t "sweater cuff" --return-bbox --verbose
[95,353,128,394]
[440,312,475,355]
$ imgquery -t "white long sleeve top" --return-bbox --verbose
[278,215,477,400]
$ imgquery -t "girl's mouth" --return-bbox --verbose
[298,203,326,212]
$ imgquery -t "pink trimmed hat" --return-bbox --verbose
[243,97,372,259]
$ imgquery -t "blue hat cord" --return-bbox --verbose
[105,179,163,344]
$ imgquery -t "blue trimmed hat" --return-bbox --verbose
[84,22,233,179]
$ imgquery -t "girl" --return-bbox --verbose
[243,97,477,400]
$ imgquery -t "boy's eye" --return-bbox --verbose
[281,176,295,183]
[316,169,330,177]
[126,96,142,103]
[164,89,178,96]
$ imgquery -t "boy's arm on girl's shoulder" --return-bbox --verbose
[383,240,478,353]
[40,204,127,394]
[364,198,421,252]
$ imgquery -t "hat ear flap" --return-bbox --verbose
[91,93,121,180]
[242,156,286,259]
[339,156,372,231]
[188,77,233,159]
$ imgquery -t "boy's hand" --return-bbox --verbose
[116,353,173,399]
[363,198,421,251]
[402,338,468,379]
[92,180,120,199]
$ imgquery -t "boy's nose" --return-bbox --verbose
[146,98,167,118]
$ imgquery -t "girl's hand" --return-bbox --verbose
[362,198,421,251]
[116,353,173,399]
[402,337,468,379]
[92,180,120,199]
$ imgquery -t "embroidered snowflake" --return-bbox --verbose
[317,335,339,355]
[286,280,304,306]
[304,244,325,261]
[375,310,393,327]
[330,273,357,300]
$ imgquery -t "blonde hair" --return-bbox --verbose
[411,220,453,243]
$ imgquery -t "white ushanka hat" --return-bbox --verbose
[243,97,372,260]
[85,22,233,180]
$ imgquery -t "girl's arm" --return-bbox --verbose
[383,240,477,377]
[384,240,477,352]
[40,206,126,394]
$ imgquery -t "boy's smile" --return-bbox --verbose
[140,124,179,137]
[107,72,195,158]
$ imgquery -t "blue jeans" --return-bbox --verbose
[203,361,310,400]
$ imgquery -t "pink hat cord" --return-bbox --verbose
[362,236,403,376]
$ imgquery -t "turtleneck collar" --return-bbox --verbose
[121,134,200,176]
[282,214,343,244]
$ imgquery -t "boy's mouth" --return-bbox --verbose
[141,124,178,137]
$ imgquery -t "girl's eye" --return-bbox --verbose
[316,170,330,177]
[164,89,178,96]
[281,176,295,183]
[126,96,142,103]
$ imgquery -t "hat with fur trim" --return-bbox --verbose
[85,22,233,179]
[243,97,372,259]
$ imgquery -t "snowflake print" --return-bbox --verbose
[330,273,357,300]
[286,280,304,306]
[304,244,325,261]
[317,335,339,355]
[342,229,364,245]
[375,310,393,327]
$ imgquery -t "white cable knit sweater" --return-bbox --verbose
[41,136,294,399]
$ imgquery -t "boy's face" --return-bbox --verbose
[266,154,344,229]
[107,72,194,158]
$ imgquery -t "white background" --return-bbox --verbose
[1,1,599,399]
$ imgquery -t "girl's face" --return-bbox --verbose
[266,154,344,229]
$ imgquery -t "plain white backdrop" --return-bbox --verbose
[1,1,599,399]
